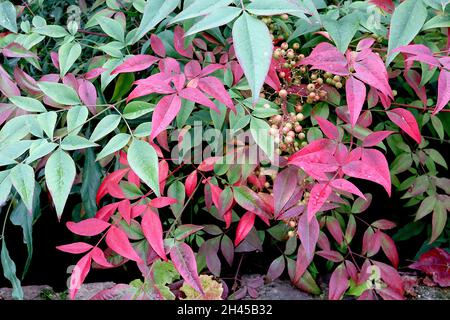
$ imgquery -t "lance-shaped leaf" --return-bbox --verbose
[330,179,365,199]
[326,216,344,244]
[133,0,180,42]
[314,115,339,139]
[111,55,159,75]
[363,131,394,147]
[185,7,241,37]
[45,149,76,219]
[300,42,349,76]
[232,12,273,102]
[434,70,450,115]
[273,167,298,217]
[345,76,366,127]
[56,242,93,254]
[267,255,285,282]
[307,183,332,221]
[198,77,235,111]
[68,253,91,300]
[150,94,182,140]
[170,242,204,294]
[96,133,130,161]
[234,211,256,247]
[105,226,143,263]
[179,87,218,112]
[250,116,274,160]
[141,207,167,261]
[89,114,121,142]
[38,82,81,105]
[1,241,23,300]
[409,248,450,287]
[67,218,110,236]
[0,1,17,32]
[328,263,349,300]
[96,16,125,42]
[170,0,233,24]
[233,186,271,220]
[9,164,35,213]
[323,13,359,53]
[380,232,399,268]
[297,213,319,261]
[78,79,97,114]
[386,0,427,65]
[246,0,307,17]
[128,139,160,196]
[294,244,312,283]
[58,42,82,77]
[185,170,198,197]
[387,108,421,144]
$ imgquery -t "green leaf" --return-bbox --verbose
[386,0,427,65]
[1,241,23,300]
[323,13,359,53]
[45,148,76,219]
[38,82,81,105]
[168,181,185,218]
[26,140,58,164]
[128,139,160,196]
[210,101,227,130]
[10,184,41,278]
[0,171,12,205]
[246,0,307,18]
[111,73,135,102]
[58,41,82,77]
[34,25,69,38]
[123,101,155,120]
[81,148,101,218]
[10,164,35,213]
[36,111,57,140]
[133,0,180,43]
[232,12,273,102]
[422,14,450,30]
[67,105,88,136]
[9,96,46,113]
[424,148,447,168]
[185,7,241,36]
[61,135,98,151]
[171,0,233,24]
[430,116,444,141]
[430,200,446,243]
[415,195,436,221]
[96,133,130,161]
[250,116,274,160]
[96,16,125,42]
[0,1,17,33]
[89,114,121,142]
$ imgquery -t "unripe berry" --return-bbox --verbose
[269,128,278,136]
[319,90,327,98]
[285,136,293,143]
[288,230,295,238]
[295,125,302,133]
[298,132,306,140]
[296,113,305,121]
[335,82,343,89]
[285,122,293,129]
[324,72,332,78]
[289,220,296,228]
[293,43,300,50]
[274,114,282,123]
[308,92,316,99]
[278,89,288,98]
[306,97,314,104]
[264,182,270,188]
[295,104,303,112]
[281,42,289,50]
[392,90,397,96]
[278,35,284,40]
[283,62,290,68]
[307,83,315,91]
[301,141,308,147]
[300,66,306,73]
[316,78,323,85]
[326,78,333,84]
[287,130,295,137]
[282,126,290,134]
[281,14,289,20]
[287,51,295,59]
[311,74,318,80]
[333,75,341,82]
[279,71,286,78]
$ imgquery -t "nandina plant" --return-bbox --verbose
[0,0,448,300]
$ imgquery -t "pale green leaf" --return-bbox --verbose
[185,7,241,36]
[0,1,17,33]
[58,42,82,77]
[386,0,427,65]
[96,16,125,42]
[128,139,160,196]
[36,111,57,140]
[123,101,155,120]
[26,140,58,164]
[1,241,23,300]
[38,82,80,105]
[0,171,12,206]
[250,116,274,161]
[96,133,130,161]
[45,148,76,219]
[423,14,450,30]
[34,25,69,38]
[10,163,35,213]
[171,0,233,24]
[9,96,46,113]
[61,135,98,151]
[232,12,273,102]
[67,105,88,136]
[246,0,307,18]
[89,114,121,142]
[323,13,359,53]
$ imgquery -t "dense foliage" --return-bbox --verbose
[0,0,449,300]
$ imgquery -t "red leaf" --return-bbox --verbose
[96,169,129,205]
[354,50,392,98]
[434,70,450,115]
[328,263,349,300]
[78,79,97,114]
[409,248,450,287]
[111,55,159,74]
[141,208,167,261]
[387,108,421,144]
[151,34,166,57]
[69,253,91,299]
[149,197,178,208]
[105,226,143,263]
[273,167,298,217]
[150,94,182,140]
[66,218,110,236]
[95,202,119,221]
[185,170,198,197]
[50,51,60,70]
[158,160,169,193]
[362,227,381,257]
[369,0,394,13]
[297,213,319,261]
[307,183,332,221]
[363,130,394,147]
[179,87,218,112]
[198,77,235,112]
[220,235,234,266]
[84,67,107,80]
[267,255,285,282]
[326,216,344,245]
[380,233,399,268]
[91,247,114,268]
[342,160,391,196]
[14,67,40,94]
[2,42,38,59]
[198,157,221,171]
[234,211,256,246]
[314,115,339,139]
[316,250,344,262]
[56,242,93,254]
[184,60,201,79]
[0,65,20,97]
[118,199,131,224]
[173,26,193,58]
[345,76,366,127]
[404,69,427,107]
[371,219,396,230]
[373,261,403,294]
[293,244,312,283]
[300,42,349,76]
[330,179,365,199]
[377,287,404,300]
[170,242,204,294]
